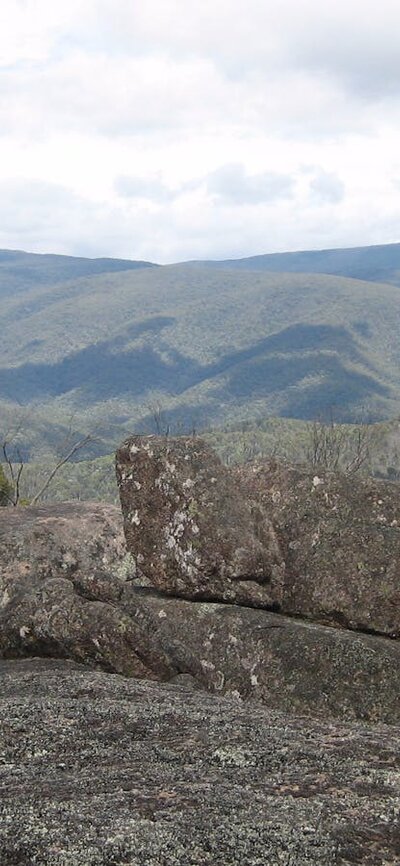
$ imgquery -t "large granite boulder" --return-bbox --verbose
[0,658,399,866]
[1,502,399,724]
[116,436,400,638]
[116,435,285,607]
[236,461,400,637]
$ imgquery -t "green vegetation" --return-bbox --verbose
[2,243,400,463]
[200,241,400,287]
[0,248,156,298]
[17,453,119,504]
[9,416,400,505]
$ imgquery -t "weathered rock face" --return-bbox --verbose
[2,450,400,864]
[1,502,400,724]
[127,593,400,724]
[0,502,174,679]
[116,436,285,607]
[116,436,400,638]
[1,658,399,866]
[0,500,129,594]
[236,461,400,637]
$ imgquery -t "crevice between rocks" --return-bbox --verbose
[126,584,399,642]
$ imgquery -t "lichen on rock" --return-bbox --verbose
[116,435,285,606]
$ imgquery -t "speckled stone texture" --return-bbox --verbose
[0,659,399,866]
[235,460,400,637]
[127,595,400,725]
[1,501,399,724]
[116,435,285,607]
[116,436,400,638]
[0,502,174,679]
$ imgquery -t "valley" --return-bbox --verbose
[1,242,400,466]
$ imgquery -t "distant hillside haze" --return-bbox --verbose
[0,249,157,297]
[200,241,400,287]
[1,242,400,459]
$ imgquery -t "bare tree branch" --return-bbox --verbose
[147,401,169,437]
[306,411,371,475]
[2,441,24,506]
[29,434,95,505]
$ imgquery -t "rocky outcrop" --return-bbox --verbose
[0,502,174,680]
[236,460,400,637]
[0,500,128,592]
[1,501,400,724]
[117,436,400,638]
[2,441,400,864]
[0,658,399,866]
[116,435,285,607]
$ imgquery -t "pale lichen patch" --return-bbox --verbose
[183,478,195,490]
[1,588,11,609]
[113,553,136,582]
[312,476,324,488]
[200,659,215,671]
[214,670,225,690]
[212,745,254,767]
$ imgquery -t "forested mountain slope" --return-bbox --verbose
[0,249,157,298]
[200,241,400,286]
[1,246,400,459]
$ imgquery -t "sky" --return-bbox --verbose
[1,0,400,263]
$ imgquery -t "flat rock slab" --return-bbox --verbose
[236,461,400,637]
[125,593,400,725]
[0,659,399,866]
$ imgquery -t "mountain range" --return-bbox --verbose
[1,242,400,459]
[199,241,400,286]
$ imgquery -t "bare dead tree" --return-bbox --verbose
[147,400,170,437]
[306,411,371,475]
[345,424,371,474]
[29,433,95,505]
[1,424,96,506]
[1,439,24,506]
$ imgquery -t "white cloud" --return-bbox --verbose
[115,174,176,202]
[309,171,345,205]
[0,0,400,260]
[206,163,294,204]
[0,51,247,138]
[0,1,94,65]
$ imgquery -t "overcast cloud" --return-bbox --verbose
[0,0,400,262]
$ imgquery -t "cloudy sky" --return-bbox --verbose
[1,0,400,262]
